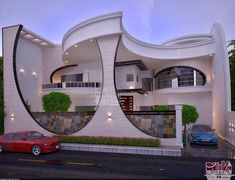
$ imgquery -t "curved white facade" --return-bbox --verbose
[2,12,231,147]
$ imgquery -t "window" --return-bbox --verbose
[126,74,134,82]
[14,133,27,140]
[155,66,206,90]
[61,73,83,82]
[142,78,153,91]
[5,133,14,140]
[27,131,43,139]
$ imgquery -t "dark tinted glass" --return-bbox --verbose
[155,66,206,90]
[5,133,14,140]
[14,133,27,140]
[27,131,43,139]
[192,125,211,132]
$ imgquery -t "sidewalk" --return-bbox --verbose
[61,143,182,157]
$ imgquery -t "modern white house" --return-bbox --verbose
[2,12,233,147]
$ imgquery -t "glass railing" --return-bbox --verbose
[42,82,102,89]
[42,83,62,89]
[155,77,205,90]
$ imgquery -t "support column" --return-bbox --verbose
[175,105,183,148]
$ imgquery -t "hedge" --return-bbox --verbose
[56,136,160,147]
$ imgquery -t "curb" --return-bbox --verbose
[61,143,182,157]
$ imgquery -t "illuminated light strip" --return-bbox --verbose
[18,158,101,167]
[18,159,45,163]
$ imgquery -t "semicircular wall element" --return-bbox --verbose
[15,28,103,135]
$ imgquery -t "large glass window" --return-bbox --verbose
[155,66,206,90]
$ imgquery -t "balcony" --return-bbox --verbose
[41,82,102,94]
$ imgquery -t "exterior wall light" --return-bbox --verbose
[65,52,69,55]
[210,54,213,57]
[32,72,37,76]
[10,113,14,120]
[107,112,112,121]
[90,39,93,42]
[212,74,215,80]
[129,86,134,89]
[64,60,69,64]
[74,44,78,48]
[19,68,25,73]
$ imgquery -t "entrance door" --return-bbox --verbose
[119,96,133,111]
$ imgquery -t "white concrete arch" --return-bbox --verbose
[62,12,123,51]
[62,12,216,60]
[121,26,215,60]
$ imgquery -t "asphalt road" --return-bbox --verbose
[0,150,235,179]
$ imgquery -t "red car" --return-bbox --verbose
[0,131,60,156]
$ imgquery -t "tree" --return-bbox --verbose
[182,104,199,145]
[42,92,71,112]
[228,40,235,111]
[0,57,4,134]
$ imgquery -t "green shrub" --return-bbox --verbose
[42,92,71,112]
[153,105,171,111]
[56,136,160,147]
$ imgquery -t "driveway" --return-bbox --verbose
[183,137,235,159]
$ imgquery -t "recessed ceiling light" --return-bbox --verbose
[32,72,37,76]
[19,68,25,73]
[24,34,34,39]
[210,54,213,56]
[40,42,49,46]
[65,52,69,55]
[64,60,68,64]
[90,39,93,42]
[32,38,42,43]
[20,31,26,35]
[74,44,78,48]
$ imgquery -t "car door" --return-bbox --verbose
[3,133,15,151]
[13,133,31,152]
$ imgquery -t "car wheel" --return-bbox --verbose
[32,145,41,156]
[0,144,3,153]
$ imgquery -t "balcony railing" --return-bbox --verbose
[42,82,102,89]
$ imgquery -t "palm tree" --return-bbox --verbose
[228,40,235,111]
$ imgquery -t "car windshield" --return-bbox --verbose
[27,131,43,139]
[192,125,212,133]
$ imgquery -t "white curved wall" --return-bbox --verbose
[17,37,43,112]
[3,26,52,136]
[122,29,215,60]
[62,12,122,51]
[42,46,64,84]
[211,23,231,136]
[162,34,213,45]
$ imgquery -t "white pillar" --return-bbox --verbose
[175,105,183,147]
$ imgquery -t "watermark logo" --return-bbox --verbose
[205,161,234,179]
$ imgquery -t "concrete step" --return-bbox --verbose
[61,143,182,157]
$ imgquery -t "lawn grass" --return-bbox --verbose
[55,136,160,147]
